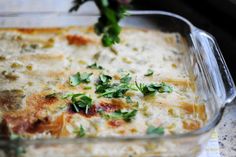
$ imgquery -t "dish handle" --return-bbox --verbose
[192,29,236,106]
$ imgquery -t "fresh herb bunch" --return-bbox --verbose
[70,0,131,47]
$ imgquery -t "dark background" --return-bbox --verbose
[132,0,236,82]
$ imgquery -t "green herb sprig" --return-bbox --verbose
[70,0,130,47]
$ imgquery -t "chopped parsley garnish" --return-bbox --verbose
[114,109,137,122]
[135,81,173,96]
[99,109,137,122]
[95,83,111,94]
[98,83,130,98]
[69,72,93,86]
[156,82,173,93]
[120,73,132,84]
[74,125,86,137]
[144,69,154,76]
[146,126,164,135]
[96,74,133,98]
[64,93,93,114]
[95,74,113,93]
[87,63,103,70]
[99,74,112,84]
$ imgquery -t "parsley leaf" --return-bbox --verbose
[87,63,103,70]
[80,73,93,83]
[146,126,164,135]
[144,69,154,76]
[135,82,156,96]
[69,72,93,86]
[64,93,93,114]
[115,109,137,122]
[95,74,113,93]
[99,109,137,122]
[99,74,112,84]
[135,81,173,96]
[95,83,111,94]
[72,94,92,114]
[120,73,132,84]
[96,74,134,98]
[74,125,86,137]
[101,29,120,47]
[156,82,173,93]
[97,82,131,98]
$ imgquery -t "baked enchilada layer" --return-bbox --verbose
[0,27,207,139]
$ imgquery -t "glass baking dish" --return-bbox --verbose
[0,11,235,157]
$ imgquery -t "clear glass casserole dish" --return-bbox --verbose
[0,11,235,157]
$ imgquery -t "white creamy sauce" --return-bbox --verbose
[0,27,207,157]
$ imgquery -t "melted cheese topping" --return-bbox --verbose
[0,27,207,140]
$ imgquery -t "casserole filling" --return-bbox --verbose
[0,26,207,139]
